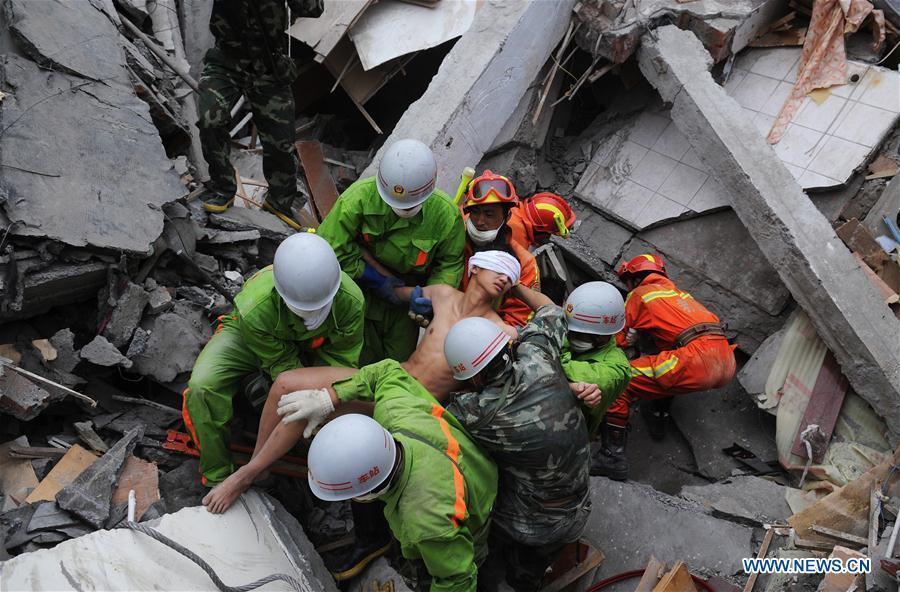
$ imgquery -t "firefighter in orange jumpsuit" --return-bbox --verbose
[460,170,539,328]
[593,253,736,480]
[507,192,577,251]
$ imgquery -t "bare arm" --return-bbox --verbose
[510,283,555,311]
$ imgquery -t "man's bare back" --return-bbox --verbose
[404,283,515,399]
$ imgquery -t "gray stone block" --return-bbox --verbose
[80,336,133,369]
[681,476,795,526]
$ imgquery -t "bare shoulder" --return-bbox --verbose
[487,313,518,339]
[424,284,461,300]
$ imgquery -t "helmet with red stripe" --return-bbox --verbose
[522,193,576,238]
[444,317,512,380]
[617,253,667,279]
[564,281,625,335]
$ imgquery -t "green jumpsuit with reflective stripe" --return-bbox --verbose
[561,338,632,438]
[317,177,465,364]
[333,360,497,592]
[184,267,364,486]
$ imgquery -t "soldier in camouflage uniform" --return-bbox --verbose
[443,307,592,592]
[197,0,323,227]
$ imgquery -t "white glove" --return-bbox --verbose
[276,388,335,438]
[625,328,638,346]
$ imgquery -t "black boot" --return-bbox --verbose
[199,187,235,213]
[643,398,673,441]
[590,421,628,481]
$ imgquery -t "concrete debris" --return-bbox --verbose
[680,476,795,526]
[737,327,787,399]
[363,0,578,196]
[574,0,787,64]
[125,327,150,359]
[131,307,211,384]
[157,459,206,514]
[637,25,900,444]
[47,329,79,374]
[25,501,79,534]
[208,207,294,241]
[582,477,754,577]
[0,490,339,592]
[102,282,150,348]
[80,335,133,369]
[147,286,174,314]
[73,421,109,454]
[56,426,143,528]
[0,16,183,254]
[0,368,55,421]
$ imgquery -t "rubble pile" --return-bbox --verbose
[0,0,899,590]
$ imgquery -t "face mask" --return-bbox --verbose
[391,204,422,218]
[466,217,501,245]
[568,337,594,353]
[287,300,333,330]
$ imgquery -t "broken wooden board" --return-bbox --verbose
[852,252,900,304]
[789,451,900,541]
[652,561,697,592]
[24,444,98,503]
[0,437,39,511]
[635,555,666,591]
[296,140,340,221]
[286,0,374,63]
[790,351,849,462]
[818,546,866,591]
[110,455,160,521]
[836,218,889,272]
[542,540,604,592]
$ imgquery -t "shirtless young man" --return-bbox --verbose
[202,250,521,513]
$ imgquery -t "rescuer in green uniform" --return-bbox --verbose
[317,139,465,364]
[182,233,364,486]
[305,359,498,592]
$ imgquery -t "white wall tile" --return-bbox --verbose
[855,68,900,112]
[797,169,841,189]
[831,102,895,147]
[792,94,847,133]
[731,72,780,111]
[652,122,691,161]
[680,148,707,172]
[749,48,801,80]
[689,177,729,212]
[629,150,678,192]
[806,135,870,181]
[632,194,687,229]
[658,163,708,206]
[759,81,794,117]
[628,112,672,149]
[772,124,824,168]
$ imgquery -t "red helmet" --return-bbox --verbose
[463,170,518,210]
[617,254,667,278]
[522,193,576,238]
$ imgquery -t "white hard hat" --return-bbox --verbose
[273,233,342,311]
[307,414,396,502]
[564,281,626,335]
[444,317,511,380]
[376,139,437,210]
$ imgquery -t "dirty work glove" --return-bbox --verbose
[408,285,433,327]
[624,328,638,346]
[359,263,403,306]
[276,388,334,438]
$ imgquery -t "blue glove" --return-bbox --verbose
[409,286,433,316]
[359,263,403,305]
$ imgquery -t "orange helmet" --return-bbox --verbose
[463,170,518,210]
[617,254,667,278]
[522,193,576,238]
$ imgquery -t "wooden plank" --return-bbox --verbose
[24,444,98,503]
[852,252,900,304]
[542,540,604,592]
[743,527,775,592]
[653,561,697,592]
[0,437,39,511]
[810,525,868,547]
[296,140,341,221]
[819,546,866,591]
[286,0,375,63]
[635,555,665,592]
[790,351,849,462]
[836,218,888,272]
[111,455,160,521]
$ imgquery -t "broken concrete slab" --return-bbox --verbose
[208,208,294,241]
[80,335,133,369]
[680,476,794,526]
[575,0,788,64]
[0,41,183,254]
[147,286,174,314]
[102,282,150,348]
[158,459,205,513]
[0,259,109,322]
[582,477,753,578]
[361,0,577,196]
[26,501,80,534]
[73,421,109,454]
[638,26,900,444]
[0,368,54,421]
[131,308,211,383]
[47,329,79,374]
[56,426,143,528]
[0,490,339,592]
[738,327,786,399]
[669,381,778,480]
[0,437,38,512]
